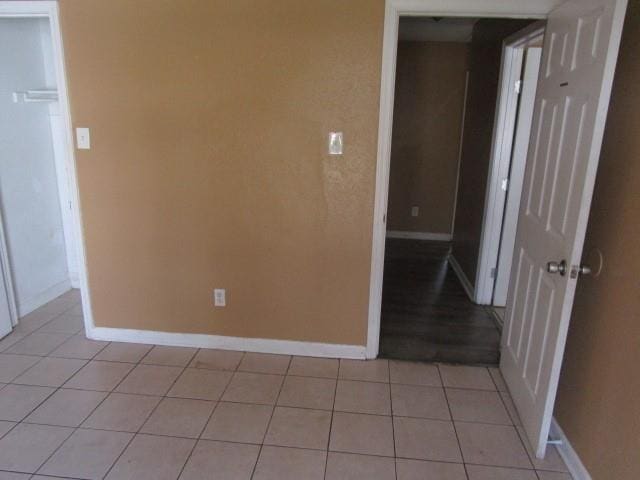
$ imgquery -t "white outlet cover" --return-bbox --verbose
[214,289,226,307]
[411,206,419,217]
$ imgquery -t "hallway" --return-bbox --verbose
[380,239,501,364]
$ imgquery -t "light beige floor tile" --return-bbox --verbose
[334,380,391,415]
[66,304,83,316]
[396,458,467,480]
[253,445,326,480]
[0,423,72,473]
[394,417,462,462]
[5,333,72,356]
[39,428,132,480]
[179,440,259,480]
[535,471,573,480]
[265,406,331,450]
[25,388,107,427]
[189,349,244,371]
[105,434,195,480]
[288,356,339,378]
[140,397,215,438]
[391,384,450,420]
[38,314,84,334]
[238,352,291,374]
[466,464,538,479]
[330,412,394,457]
[456,422,532,468]
[489,367,508,391]
[0,384,55,421]
[221,372,283,404]
[339,359,389,383]
[0,354,40,383]
[439,365,495,390]
[64,360,134,391]
[50,335,108,360]
[500,391,522,426]
[325,452,396,480]
[0,421,15,438]
[0,471,30,479]
[12,357,85,387]
[0,332,26,353]
[82,392,161,432]
[115,364,183,395]
[94,342,152,363]
[277,376,336,410]
[167,368,232,400]
[141,345,198,367]
[13,308,63,336]
[201,401,272,444]
[390,360,442,387]
[516,426,569,472]
[446,388,512,425]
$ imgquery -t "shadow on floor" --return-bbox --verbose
[380,238,501,365]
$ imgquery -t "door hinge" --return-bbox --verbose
[501,178,509,192]
[490,267,496,279]
[515,79,522,94]
[68,200,72,211]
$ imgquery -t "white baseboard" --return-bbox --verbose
[550,418,591,480]
[87,326,367,359]
[17,279,72,317]
[386,230,452,241]
[447,254,475,301]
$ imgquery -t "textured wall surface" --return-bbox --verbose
[59,0,384,345]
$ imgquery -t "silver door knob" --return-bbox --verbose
[547,260,567,276]
[570,264,592,278]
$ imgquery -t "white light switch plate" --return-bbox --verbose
[328,132,343,155]
[76,127,91,150]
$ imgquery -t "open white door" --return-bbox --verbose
[501,0,628,459]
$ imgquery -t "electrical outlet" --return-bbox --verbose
[411,206,419,217]
[214,289,226,307]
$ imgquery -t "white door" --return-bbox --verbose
[494,47,542,307]
[501,0,628,458]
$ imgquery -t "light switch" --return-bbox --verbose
[76,127,90,150]
[328,132,343,155]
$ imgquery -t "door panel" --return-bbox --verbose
[501,0,628,458]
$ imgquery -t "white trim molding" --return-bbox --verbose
[550,418,592,480]
[386,231,452,241]
[447,255,475,301]
[88,327,367,359]
[17,279,72,317]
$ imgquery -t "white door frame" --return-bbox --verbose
[474,23,545,306]
[0,1,95,333]
[367,0,565,358]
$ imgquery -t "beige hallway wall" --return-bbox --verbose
[58,0,384,345]
[554,3,640,478]
[387,41,468,235]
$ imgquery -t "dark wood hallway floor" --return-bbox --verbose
[380,239,501,365]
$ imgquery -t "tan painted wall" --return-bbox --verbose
[554,4,640,478]
[58,0,384,345]
[387,41,468,234]
[452,19,531,286]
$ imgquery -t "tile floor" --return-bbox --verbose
[0,290,573,479]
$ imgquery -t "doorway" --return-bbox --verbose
[368,0,627,460]
[380,17,539,365]
[0,3,88,342]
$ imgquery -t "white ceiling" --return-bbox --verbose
[398,17,479,43]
